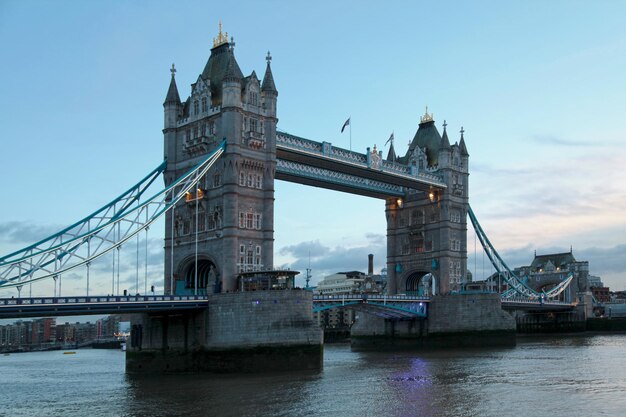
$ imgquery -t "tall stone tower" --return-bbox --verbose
[162,26,278,294]
[386,109,469,295]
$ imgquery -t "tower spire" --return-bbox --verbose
[164,63,180,105]
[459,126,469,156]
[440,120,451,150]
[262,51,277,93]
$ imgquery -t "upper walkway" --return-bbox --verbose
[275,132,446,199]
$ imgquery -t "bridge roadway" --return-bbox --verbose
[0,294,574,319]
[0,295,208,319]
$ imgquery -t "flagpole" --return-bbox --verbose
[349,117,352,151]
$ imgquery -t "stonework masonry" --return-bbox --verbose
[350,293,516,350]
[205,291,322,349]
[127,290,323,373]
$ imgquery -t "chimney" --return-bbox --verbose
[368,254,374,276]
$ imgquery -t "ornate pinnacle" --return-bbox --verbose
[213,21,229,48]
[266,51,272,64]
[420,105,433,123]
[170,63,176,77]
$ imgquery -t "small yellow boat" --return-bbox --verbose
[63,351,77,355]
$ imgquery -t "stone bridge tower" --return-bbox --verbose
[162,26,278,294]
[386,110,469,295]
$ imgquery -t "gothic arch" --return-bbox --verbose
[177,255,221,294]
[402,270,437,296]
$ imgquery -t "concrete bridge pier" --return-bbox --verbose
[351,293,516,350]
[127,290,323,373]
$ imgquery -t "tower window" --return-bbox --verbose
[201,97,208,113]
[249,91,258,106]
[193,100,199,115]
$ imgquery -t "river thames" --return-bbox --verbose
[1,335,625,417]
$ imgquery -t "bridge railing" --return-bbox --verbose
[501,297,572,306]
[0,295,208,306]
[277,132,445,187]
[312,294,430,302]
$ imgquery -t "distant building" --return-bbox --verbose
[96,316,121,340]
[316,271,366,295]
[591,287,610,303]
[588,275,604,288]
[479,249,590,301]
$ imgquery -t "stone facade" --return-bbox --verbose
[126,290,323,373]
[162,33,278,294]
[386,112,469,296]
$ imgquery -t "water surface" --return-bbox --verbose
[1,335,625,416]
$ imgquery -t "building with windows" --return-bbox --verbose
[163,25,278,295]
[386,110,469,295]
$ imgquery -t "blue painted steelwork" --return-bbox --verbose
[276,159,405,197]
[0,161,167,266]
[0,295,208,319]
[0,140,226,288]
[276,131,447,189]
[468,205,574,300]
[312,294,429,319]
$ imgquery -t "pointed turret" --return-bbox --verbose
[261,51,277,94]
[439,120,451,150]
[164,64,181,130]
[262,51,278,118]
[459,127,469,156]
[222,41,243,108]
[404,106,441,167]
[164,63,181,105]
[223,45,243,83]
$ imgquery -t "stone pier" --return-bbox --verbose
[351,293,516,350]
[127,290,323,373]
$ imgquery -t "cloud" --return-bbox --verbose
[277,235,386,286]
[279,239,330,260]
[529,134,610,147]
[0,221,62,246]
[469,151,626,251]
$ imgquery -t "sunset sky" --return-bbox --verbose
[0,0,625,298]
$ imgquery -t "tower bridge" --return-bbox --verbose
[0,26,587,372]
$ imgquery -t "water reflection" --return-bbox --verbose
[3,337,626,417]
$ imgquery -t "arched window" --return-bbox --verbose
[201,97,207,113]
[193,100,199,115]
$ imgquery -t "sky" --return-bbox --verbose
[0,0,625,302]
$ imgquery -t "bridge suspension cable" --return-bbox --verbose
[0,140,226,289]
[467,205,574,300]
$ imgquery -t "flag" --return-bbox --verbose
[341,117,350,133]
[385,132,394,145]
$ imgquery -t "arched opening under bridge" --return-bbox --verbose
[405,271,435,296]
[184,259,220,294]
